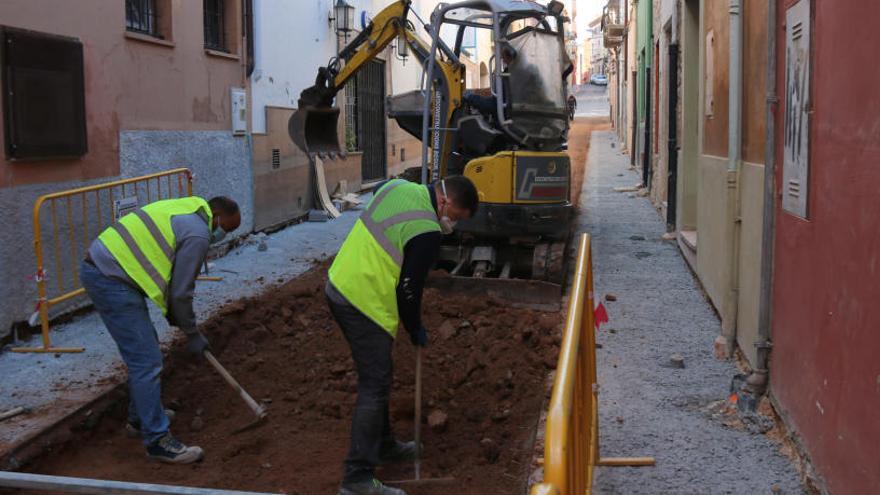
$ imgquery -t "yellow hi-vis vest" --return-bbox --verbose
[98,197,212,314]
[329,179,441,337]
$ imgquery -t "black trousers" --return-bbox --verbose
[326,281,396,482]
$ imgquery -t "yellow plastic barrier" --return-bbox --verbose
[13,169,193,353]
[530,234,654,495]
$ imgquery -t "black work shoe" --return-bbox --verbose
[379,439,419,464]
[146,434,204,464]
[338,478,406,495]
[125,409,176,438]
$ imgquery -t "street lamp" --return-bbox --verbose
[396,33,409,61]
[330,0,355,37]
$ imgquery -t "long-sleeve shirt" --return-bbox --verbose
[88,212,210,332]
[386,182,442,337]
[397,229,442,336]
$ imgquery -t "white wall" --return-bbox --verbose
[386,0,440,95]
[250,0,446,132]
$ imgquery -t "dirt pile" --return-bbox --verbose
[568,116,612,208]
[16,263,561,494]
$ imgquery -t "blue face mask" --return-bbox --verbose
[210,224,227,244]
[209,217,226,244]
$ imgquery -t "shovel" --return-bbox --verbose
[204,350,268,433]
[386,347,456,487]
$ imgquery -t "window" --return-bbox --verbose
[204,0,227,51]
[1,27,87,160]
[344,78,360,152]
[126,0,160,37]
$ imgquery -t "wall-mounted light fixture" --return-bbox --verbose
[395,33,409,63]
[329,0,355,38]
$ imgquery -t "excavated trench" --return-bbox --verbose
[4,118,609,495]
[10,263,562,495]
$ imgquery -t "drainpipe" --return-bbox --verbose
[623,0,629,145]
[721,0,743,356]
[749,0,777,394]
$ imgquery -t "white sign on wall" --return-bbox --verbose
[782,0,811,218]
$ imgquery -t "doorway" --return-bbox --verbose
[355,60,387,182]
[666,42,680,231]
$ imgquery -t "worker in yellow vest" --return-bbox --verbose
[326,176,479,495]
[80,196,241,464]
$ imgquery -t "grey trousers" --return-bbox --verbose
[325,281,396,483]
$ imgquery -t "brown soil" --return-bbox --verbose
[568,116,611,208]
[15,263,561,494]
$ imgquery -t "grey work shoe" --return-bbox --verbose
[125,409,176,438]
[146,434,204,464]
[338,478,407,495]
[379,439,419,464]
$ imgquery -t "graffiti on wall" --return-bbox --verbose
[782,0,811,218]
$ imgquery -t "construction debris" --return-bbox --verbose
[0,407,26,423]
[670,355,686,369]
[428,410,449,432]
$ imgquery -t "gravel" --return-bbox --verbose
[579,131,804,494]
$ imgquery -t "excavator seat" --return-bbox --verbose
[458,115,503,157]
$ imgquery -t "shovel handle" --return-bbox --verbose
[414,347,422,480]
[204,351,267,418]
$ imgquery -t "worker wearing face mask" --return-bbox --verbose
[326,175,478,495]
[80,195,241,464]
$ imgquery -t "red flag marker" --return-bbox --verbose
[594,302,609,328]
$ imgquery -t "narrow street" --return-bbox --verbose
[573,84,611,118]
[1,0,877,492]
[578,131,804,493]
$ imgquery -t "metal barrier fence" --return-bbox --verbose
[12,169,193,353]
[530,234,654,495]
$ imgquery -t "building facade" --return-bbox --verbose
[0,0,253,339]
[603,0,880,491]
[768,0,880,491]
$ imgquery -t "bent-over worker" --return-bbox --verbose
[81,195,241,464]
[326,176,479,495]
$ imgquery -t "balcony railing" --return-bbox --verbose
[601,2,624,48]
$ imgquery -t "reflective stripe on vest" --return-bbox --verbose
[329,180,440,336]
[108,221,170,297]
[359,180,439,266]
[98,197,211,314]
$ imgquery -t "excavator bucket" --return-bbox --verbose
[288,106,342,155]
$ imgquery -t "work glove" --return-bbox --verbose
[409,326,428,347]
[184,330,211,356]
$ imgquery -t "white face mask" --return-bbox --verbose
[439,180,457,234]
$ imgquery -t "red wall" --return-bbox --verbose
[770,1,880,493]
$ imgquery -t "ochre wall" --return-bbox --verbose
[741,0,767,163]
[252,107,364,231]
[701,0,729,157]
[0,0,244,188]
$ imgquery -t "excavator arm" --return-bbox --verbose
[297,0,413,109]
[289,0,464,173]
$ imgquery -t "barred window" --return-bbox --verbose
[2,28,87,159]
[126,0,160,37]
[204,0,227,51]
[345,79,360,152]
